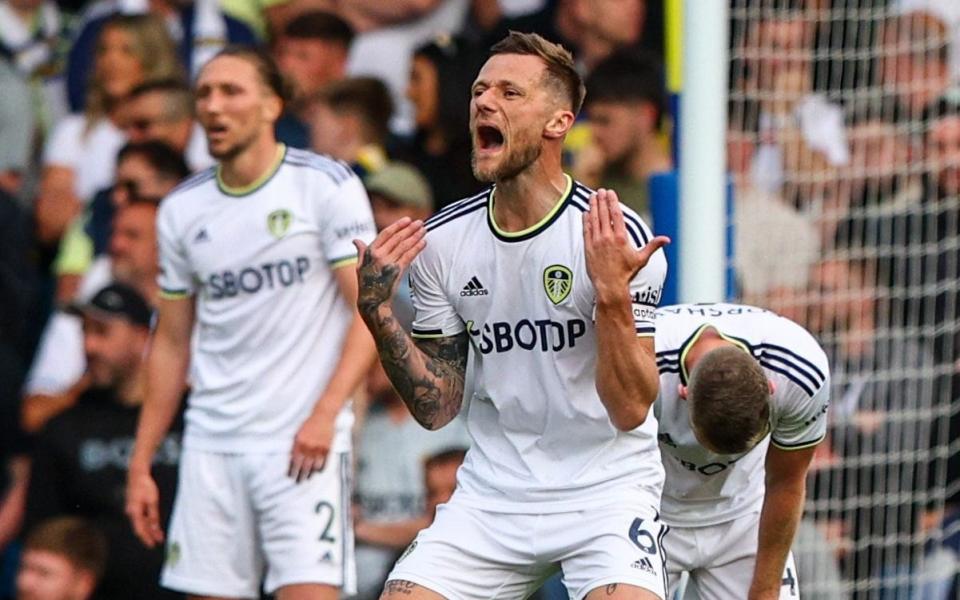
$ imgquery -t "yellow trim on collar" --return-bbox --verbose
[488,174,572,237]
[216,144,286,197]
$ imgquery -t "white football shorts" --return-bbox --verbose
[387,491,668,600]
[664,511,799,600]
[161,449,355,597]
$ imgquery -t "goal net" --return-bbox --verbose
[727,0,960,597]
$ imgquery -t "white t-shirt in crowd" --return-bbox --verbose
[43,114,125,203]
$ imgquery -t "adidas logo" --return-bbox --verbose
[193,228,210,243]
[630,557,656,575]
[460,276,489,297]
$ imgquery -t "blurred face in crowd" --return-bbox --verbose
[82,314,147,388]
[195,55,282,160]
[879,13,949,114]
[95,25,146,101]
[8,0,43,12]
[425,460,460,517]
[275,37,345,100]
[121,92,193,153]
[576,0,644,46]
[110,203,158,284]
[112,153,177,208]
[742,15,810,94]
[470,53,568,182]
[16,549,95,600]
[588,100,655,165]
[407,55,439,130]
[370,193,431,232]
[804,259,873,337]
[845,120,912,200]
[926,115,960,196]
[306,101,352,160]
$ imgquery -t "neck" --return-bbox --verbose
[219,135,281,189]
[683,328,733,376]
[492,153,567,232]
[384,396,410,423]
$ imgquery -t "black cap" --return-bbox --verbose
[66,283,153,328]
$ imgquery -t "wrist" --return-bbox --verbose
[594,285,631,308]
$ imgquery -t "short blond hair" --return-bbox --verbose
[489,31,585,115]
[689,346,770,455]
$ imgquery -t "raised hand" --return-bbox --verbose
[354,217,426,316]
[582,189,669,301]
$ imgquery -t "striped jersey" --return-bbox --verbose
[156,145,376,452]
[653,303,830,526]
[409,175,668,512]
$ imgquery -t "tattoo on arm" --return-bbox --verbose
[370,311,468,429]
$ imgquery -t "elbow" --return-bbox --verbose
[611,406,651,432]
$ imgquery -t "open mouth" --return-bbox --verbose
[207,123,229,137]
[476,125,505,152]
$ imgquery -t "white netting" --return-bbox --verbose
[728,1,960,598]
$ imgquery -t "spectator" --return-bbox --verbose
[23,197,163,434]
[307,77,393,176]
[395,35,484,210]
[16,517,107,600]
[422,447,465,517]
[273,10,354,149]
[37,14,182,246]
[468,0,581,53]
[51,141,188,303]
[0,0,68,202]
[572,0,662,71]
[877,10,954,120]
[344,0,470,134]
[575,50,670,221]
[351,360,468,600]
[894,0,960,83]
[119,79,212,171]
[25,284,182,600]
[731,0,848,195]
[65,0,256,113]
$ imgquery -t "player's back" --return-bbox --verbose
[653,303,830,526]
[410,176,668,512]
[157,146,376,452]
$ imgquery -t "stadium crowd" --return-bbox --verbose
[0,0,957,598]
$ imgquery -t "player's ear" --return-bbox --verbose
[263,92,283,123]
[543,108,574,140]
[678,384,688,400]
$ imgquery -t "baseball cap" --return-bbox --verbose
[66,283,153,328]
[364,162,434,210]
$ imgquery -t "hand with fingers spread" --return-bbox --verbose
[126,467,164,548]
[583,188,670,302]
[354,217,427,318]
[289,410,336,483]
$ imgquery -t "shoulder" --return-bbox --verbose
[756,314,829,398]
[166,167,217,200]
[282,147,356,186]
[423,186,492,235]
[568,180,653,247]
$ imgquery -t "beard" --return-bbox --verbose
[208,127,260,161]
[471,138,543,183]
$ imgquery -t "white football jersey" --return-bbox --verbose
[653,303,830,527]
[157,146,376,452]
[409,175,668,512]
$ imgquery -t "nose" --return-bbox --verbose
[473,88,496,114]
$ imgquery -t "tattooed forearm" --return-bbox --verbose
[362,307,468,430]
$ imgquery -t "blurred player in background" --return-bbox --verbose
[126,46,377,600]
[356,32,669,600]
[654,303,830,600]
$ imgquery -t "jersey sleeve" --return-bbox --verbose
[156,200,196,299]
[768,342,831,450]
[320,174,376,269]
[408,244,463,339]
